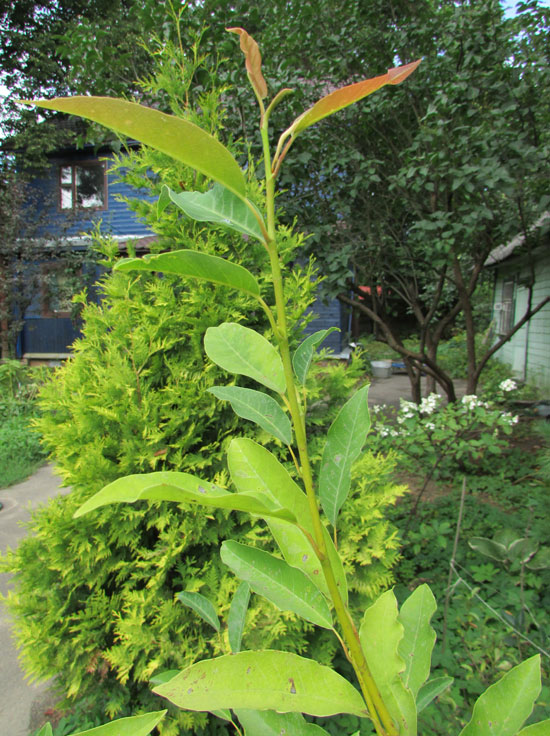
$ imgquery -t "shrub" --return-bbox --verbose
[369,390,520,488]
[0,415,46,488]
[0,360,49,487]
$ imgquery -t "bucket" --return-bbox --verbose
[371,360,392,379]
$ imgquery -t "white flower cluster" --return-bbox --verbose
[397,400,418,424]
[419,393,441,415]
[502,412,520,425]
[379,426,400,438]
[499,378,518,392]
[461,394,490,410]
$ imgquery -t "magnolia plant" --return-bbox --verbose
[26,30,548,736]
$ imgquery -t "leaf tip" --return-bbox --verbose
[388,59,422,85]
[226,27,268,100]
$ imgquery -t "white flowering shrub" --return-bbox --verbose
[499,378,518,393]
[369,389,520,482]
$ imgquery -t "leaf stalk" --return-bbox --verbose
[261,98,397,736]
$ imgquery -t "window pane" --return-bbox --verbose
[499,280,515,334]
[75,165,104,208]
[60,166,73,209]
[48,271,74,313]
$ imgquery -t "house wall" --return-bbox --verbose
[302,294,344,354]
[28,149,154,240]
[492,252,550,391]
[15,148,156,362]
[20,147,348,361]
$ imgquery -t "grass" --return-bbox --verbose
[0,412,46,488]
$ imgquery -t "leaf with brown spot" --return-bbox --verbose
[153,651,367,717]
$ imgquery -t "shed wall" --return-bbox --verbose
[492,253,550,391]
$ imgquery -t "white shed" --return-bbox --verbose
[486,214,550,391]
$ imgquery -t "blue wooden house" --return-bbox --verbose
[14,142,346,363]
[15,142,156,363]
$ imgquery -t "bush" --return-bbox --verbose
[0,415,46,488]
[0,360,49,487]
[371,391,519,478]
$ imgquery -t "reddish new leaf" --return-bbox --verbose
[227,27,268,100]
[288,59,421,136]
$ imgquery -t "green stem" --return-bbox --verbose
[260,116,398,736]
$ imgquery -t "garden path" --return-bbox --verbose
[368,373,468,408]
[0,465,69,736]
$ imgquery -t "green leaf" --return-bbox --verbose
[157,184,172,217]
[494,529,520,549]
[228,581,250,653]
[163,183,266,242]
[22,97,246,198]
[153,650,368,717]
[526,547,550,570]
[359,589,417,735]
[459,655,541,736]
[68,711,167,736]
[204,323,285,394]
[149,670,179,686]
[267,519,330,598]
[211,710,233,723]
[292,327,340,384]
[287,60,421,137]
[398,584,437,698]
[114,249,260,297]
[221,541,333,629]
[177,591,220,632]
[319,385,370,526]
[416,677,454,713]
[235,709,330,735]
[508,538,539,564]
[228,438,308,524]
[209,386,292,445]
[468,537,508,562]
[517,720,550,735]
[34,726,53,736]
[74,471,297,524]
[227,438,348,602]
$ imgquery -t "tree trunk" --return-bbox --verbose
[338,292,457,403]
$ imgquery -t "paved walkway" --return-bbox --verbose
[0,465,69,736]
[367,372,468,408]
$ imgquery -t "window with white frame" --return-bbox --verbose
[59,162,107,210]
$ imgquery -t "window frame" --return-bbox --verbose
[498,278,516,336]
[58,160,108,212]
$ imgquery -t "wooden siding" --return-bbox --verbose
[28,150,154,240]
[492,253,550,391]
[19,317,80,356]
[302,295,344,354]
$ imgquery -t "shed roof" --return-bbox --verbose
[485,212,550,267]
